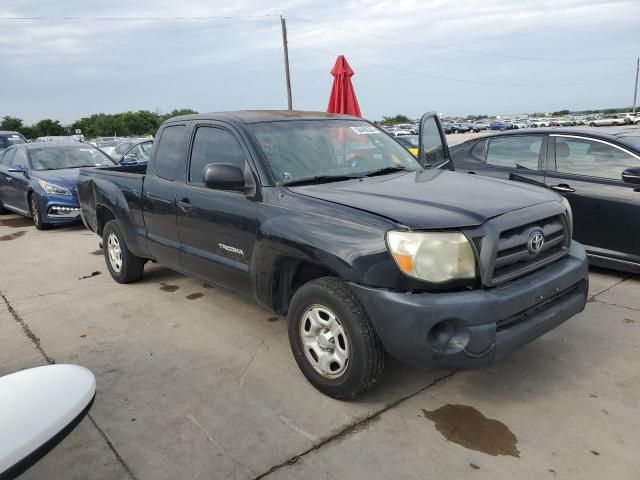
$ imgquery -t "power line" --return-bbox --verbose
[0,14,279,21]
[289,41,630,88]
[287,15,625,63]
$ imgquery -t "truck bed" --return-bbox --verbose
[77,163,148,242]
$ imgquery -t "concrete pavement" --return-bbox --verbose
[1,214,639,479]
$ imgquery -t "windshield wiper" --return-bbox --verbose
[361,165,415,177]
[283,174,360,187]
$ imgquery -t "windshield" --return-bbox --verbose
[0,135,26,150]
[29,146,115,170]
[249,120,422,183]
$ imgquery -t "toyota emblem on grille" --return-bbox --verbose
[527,230,545,254]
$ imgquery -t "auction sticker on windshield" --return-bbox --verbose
[350,126,381,135]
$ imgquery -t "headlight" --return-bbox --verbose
[560,196,573,238]
[386,231,477,283]
[38,179,72,196]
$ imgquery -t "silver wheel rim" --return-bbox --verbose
[31,197,39,225]
[299,305,350,379]
[107,233,123,273]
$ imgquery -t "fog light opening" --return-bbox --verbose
[427,319,471,354]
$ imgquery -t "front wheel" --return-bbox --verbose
[29,193,49,230]
[287,277,385,400]
[102,220,145,283]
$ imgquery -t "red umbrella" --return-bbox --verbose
[327,55,361,117]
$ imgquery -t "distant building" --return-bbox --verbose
[495,113,530,121]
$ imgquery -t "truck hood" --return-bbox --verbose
[287,169,558,229]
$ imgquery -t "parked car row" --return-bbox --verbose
[489,114,640,131]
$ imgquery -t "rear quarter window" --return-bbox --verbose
[154,126,187,180]
[470,139,487,161]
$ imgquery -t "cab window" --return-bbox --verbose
[155,126,186,181]
[188,127,246,186]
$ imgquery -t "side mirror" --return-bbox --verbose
[120,155,138,165]
[203,163,245,191]
[622,167,640,184]
[0,364,95,478]
[418,112,453,170]
[7,165,25,173]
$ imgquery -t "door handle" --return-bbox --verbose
[549,184,575,193]
[177,198,192,212]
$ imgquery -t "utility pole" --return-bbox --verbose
[633,57,639,115]
[281,15,293,110]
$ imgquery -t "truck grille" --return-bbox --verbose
[482,214,570,287]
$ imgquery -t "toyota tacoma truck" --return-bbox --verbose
[77,110,588,400]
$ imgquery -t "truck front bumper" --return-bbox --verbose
[349,241,589,369]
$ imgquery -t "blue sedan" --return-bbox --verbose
[0,143,116,229]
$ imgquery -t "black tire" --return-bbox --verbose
[589,122,597,127]
[102,220,145,283]
[29,193,49,230]
[287,277,385,400]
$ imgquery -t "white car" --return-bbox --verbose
[588,115,628,127]
[529,119,549,127]
[621,113,640,125]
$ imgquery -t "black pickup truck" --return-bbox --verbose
[78,111,588,399]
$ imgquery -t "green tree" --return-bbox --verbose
[552,109,570,116]
[1,116,24,131]
[33,119,65,137]
[381,114,411,124]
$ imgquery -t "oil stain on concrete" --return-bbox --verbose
[79,271,101,280]
[0,231,26,241]
[185,293,204,300]
[160,283,180,292]
[0,217,33,228]
[422,404,520,458]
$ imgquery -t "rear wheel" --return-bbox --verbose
[287,277,385,400]
[102,220,145,283]
[29,193,49,230]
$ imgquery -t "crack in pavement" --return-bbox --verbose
[252,371,456,480]
[0,289,137,480]
[1,291,54,365]
[590,299,640,313]
[88,414,140,480]
[587,274,634,303]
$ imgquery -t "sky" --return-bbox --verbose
[0,0,638,124]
